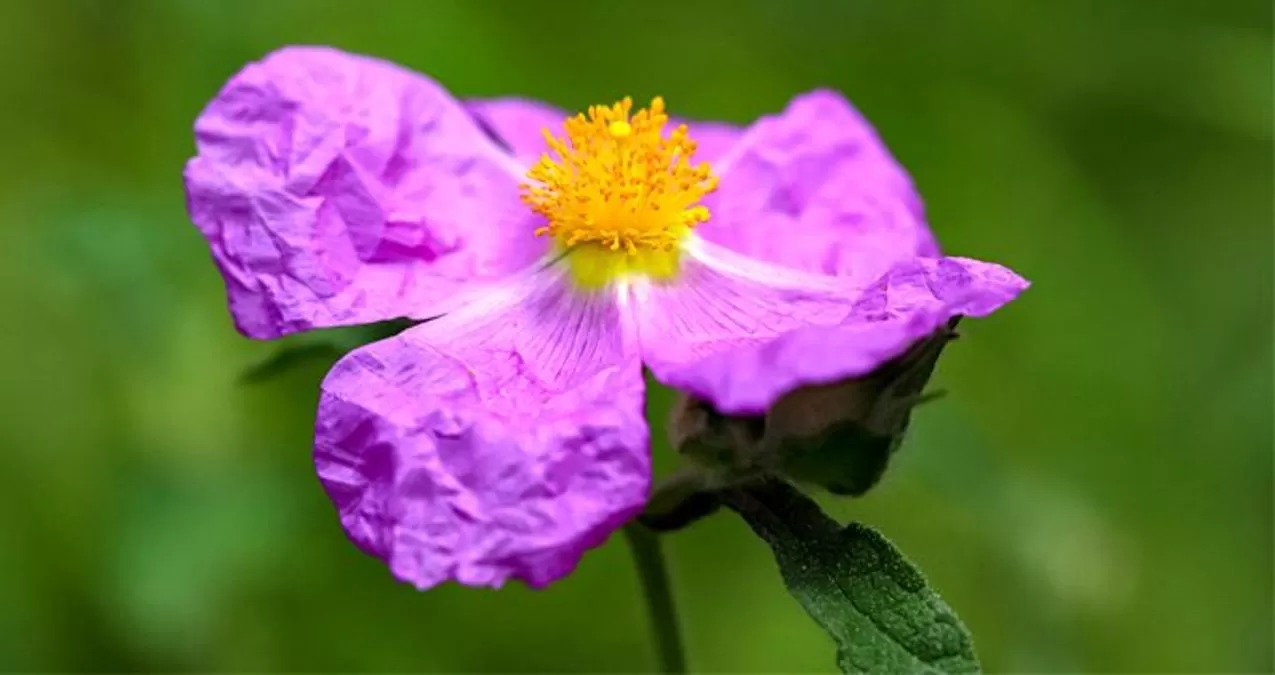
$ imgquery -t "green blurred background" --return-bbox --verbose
[0,0,1270,672]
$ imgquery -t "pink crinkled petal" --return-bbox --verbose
[314,266,648,590]
[463,97,564,163]
[465,97,742,165]
[638,238,1028,415]
[184,46,547,339]
[699,89,940,283]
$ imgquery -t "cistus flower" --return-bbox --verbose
[183,46,1028,590]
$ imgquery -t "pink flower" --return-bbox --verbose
[184,46,1027,590]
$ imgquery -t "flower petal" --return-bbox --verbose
[466,97,742,164]
[314,265,648,589]
[699,89,939,284]
[184,46,546,339]
[682,118,744,167]
[637,237,1027,414]
[464,97,565,163]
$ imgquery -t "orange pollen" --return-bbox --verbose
[520,96,720,255]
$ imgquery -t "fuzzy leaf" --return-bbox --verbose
[724,479,979,674]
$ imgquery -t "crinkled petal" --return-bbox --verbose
[314,264,648,589]
[184,46,546,339]
[464,97,565,163]
[465,97,742,165]
[699,89,939,283]
[637,237,1027,414]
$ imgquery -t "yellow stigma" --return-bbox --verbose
[521,96,719,288]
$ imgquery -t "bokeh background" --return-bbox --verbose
[0,0,1270,672]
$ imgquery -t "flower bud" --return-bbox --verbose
[668,318,960,496]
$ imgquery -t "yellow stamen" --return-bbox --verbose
[521,97,719,288]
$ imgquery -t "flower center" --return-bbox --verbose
[520,97,719,287]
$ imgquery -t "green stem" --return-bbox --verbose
[624,523,688,673]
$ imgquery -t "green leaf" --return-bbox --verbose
[723,479,980,674]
